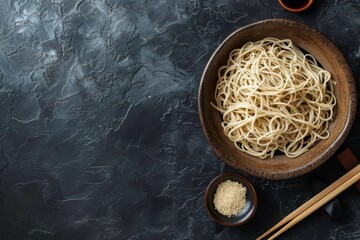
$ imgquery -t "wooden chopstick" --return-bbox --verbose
[268,169,360,239]
[257,164,360,240]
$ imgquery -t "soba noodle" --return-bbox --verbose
[212,37,336,159]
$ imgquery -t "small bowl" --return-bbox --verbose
[198,19,357,179]
[205,173,257,226]
[278,0,314,12]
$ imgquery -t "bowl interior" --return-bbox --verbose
[199,19,356,179]
[205,173,257,226]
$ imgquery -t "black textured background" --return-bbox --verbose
[0,0,359,239]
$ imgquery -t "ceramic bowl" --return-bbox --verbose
[205,173,257,226]
[198,19,357,179]
[278,0,314,12]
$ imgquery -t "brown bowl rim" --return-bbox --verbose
[278,0,314,12]
[204,173,258,226]
[198,19,357,179]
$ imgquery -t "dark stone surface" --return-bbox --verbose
[0,0,359,239]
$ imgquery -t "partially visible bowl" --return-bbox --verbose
[205,173,257,226]
[278,0,314,12]
[198,19,357,179]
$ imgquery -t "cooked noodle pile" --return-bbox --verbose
[212,37,336,159]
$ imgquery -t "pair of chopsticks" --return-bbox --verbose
[257,164,360,240]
